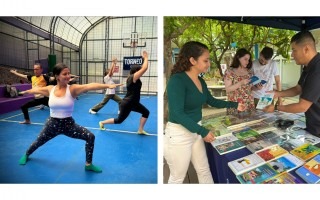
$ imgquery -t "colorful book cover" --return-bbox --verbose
[262,172,304,184]
[295,155,320,183]
[214,140,246,155]
[202,116,231,137]
[256,144,289,162]
[223,115,247,129]
[268,154,304,173]
[246,139,275,153]
[233,127,264,145]
[290,143,320,161]
[236,163,279,184]
[256,93,274,110]
[228,154,266,175]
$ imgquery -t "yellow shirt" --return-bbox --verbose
[31,75,48,98]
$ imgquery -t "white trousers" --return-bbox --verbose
[164,122,214,184]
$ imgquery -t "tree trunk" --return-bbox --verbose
[163,37,173,126]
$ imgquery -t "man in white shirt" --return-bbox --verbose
[252,47,282,107]
[89,57,122,114]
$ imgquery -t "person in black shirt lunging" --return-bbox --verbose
[99,51,150,135]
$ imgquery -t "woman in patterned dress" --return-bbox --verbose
[224,48,256,115]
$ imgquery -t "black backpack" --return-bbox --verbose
[5,85,19,98]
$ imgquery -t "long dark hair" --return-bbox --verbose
[230,48,252,69]
[171,41,209,76]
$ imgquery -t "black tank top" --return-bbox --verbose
[123,74,142,103]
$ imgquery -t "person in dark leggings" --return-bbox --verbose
[10,63,51,124]
[99,51,150,135]
[18,63,122,173]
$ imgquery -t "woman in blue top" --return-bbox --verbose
[99,51,150,135]
[18,63,122,173]
[164,41,245,183]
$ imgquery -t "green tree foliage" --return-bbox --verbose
[165,17,295,78]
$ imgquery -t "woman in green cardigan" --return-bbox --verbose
[164,41,245,184]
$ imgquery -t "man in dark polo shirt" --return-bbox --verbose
[264,31,320,137]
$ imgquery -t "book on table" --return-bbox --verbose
[236,163,279,184]
[267,154,305,173]
[240,111,269,123]
[261,115,279,125]
[246,121,277,134]
[268,134,291,146]
[211,134,239,147]
[214,140,246,155]
[255,144,289,162]
[260,129,286,140]
[295,154,320,183]
[223,115,248,130]
[302,133,320,145]
[288,128,320,146]
[287,128,308,139]
[261,171,304,184]
[275,112,302,121]
[246,139,275,153]
[233,127,265,145]
[280,138,306,152]
[228,153,266,176]
[294,120,306,129]
[256,93,274,110]
[290,143,320,161]
[225,115,266,131]
[202,116,231,137]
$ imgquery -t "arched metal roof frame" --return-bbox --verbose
[0,16,106,51]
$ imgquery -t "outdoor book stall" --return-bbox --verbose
[203,111,320,184]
